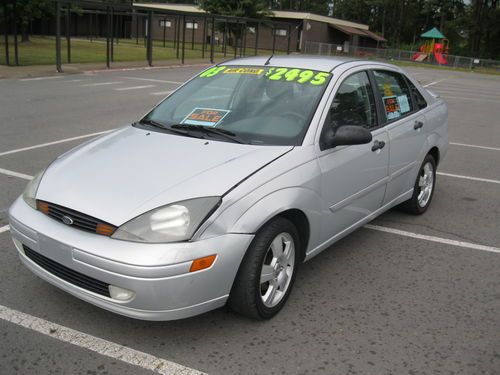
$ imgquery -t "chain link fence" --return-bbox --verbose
[304,41,500,72]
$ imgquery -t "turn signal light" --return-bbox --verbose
[190,255,217,272]
[36,200,50,215]
[96,223,116,236]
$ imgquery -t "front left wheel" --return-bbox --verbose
[228,217,300,319]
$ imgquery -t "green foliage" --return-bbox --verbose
[199,0,270,18]
[331,0,499,59]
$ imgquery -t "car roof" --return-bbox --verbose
[219,55,399,73]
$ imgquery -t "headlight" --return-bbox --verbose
[22,169,45,209]
[112,197,221,243]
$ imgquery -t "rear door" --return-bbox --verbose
[370,69,429,205]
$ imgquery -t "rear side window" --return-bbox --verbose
[373,70,414,121]
[406,79,428,109]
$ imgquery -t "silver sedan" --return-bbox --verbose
[9,56,448,320]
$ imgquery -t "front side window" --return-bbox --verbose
[328,71,378,131]
[142,66,332,145]
[373,70,414,121]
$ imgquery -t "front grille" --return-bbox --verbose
[36,200,116,236]
[23,245,111,297]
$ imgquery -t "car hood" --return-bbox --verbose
[37,126,292,225]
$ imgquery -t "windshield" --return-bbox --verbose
[141,65,332,145]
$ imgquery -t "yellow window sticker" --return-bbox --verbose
[223,67,265,75]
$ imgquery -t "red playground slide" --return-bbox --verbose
[434,52,448,65]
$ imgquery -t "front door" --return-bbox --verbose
[317,70,389,244]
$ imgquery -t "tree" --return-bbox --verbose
[199,0,271,51]
[13,0,53,42]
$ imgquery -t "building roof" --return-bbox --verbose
[421,27,446,39]
[132,3,385,42]
[133,3,368,30]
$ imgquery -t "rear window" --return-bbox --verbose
[406,79,428,110]
[373,70,414,121]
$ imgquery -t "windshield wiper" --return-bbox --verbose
[136,119,204,139]
[171,124,247,144]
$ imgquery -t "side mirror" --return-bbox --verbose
[321,125,372,150]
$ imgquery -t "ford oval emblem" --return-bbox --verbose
[62,215,74,225]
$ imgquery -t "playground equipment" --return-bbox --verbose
[412,27,449,65]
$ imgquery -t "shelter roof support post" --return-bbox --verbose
[110,7,114,62]
[254,22,259,56]
[201,16,207,58]
[55,0,62,72]
[66,4,71,64]
[181,15,186,64]
[106,7,110,68]
[286,24,291,54]
[210,16,214,63]
[13,0,18,66]
[147,11,153,66]
[163,17,166,47]
[3,2,10,66]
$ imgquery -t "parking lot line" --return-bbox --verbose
[0,225,10,234]
[437,172,500,185]
[150,90,173,96]
[365,224,500,254]
[423,78,448,87]
[115,85,156,91]
[0,168,32,180]
[122,76,184,85]
[80,82,122,87]
[450,142,500,152]
[441,95,500,103]
[0,130,112,157]
[0,304,205,375]
[19,76,63,82]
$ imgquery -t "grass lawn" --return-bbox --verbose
[0,35,282,66]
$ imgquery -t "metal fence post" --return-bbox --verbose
[66,4,71,64]
[55,0,62,72]
[3,2,10,66]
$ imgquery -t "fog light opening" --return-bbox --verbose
[189,254,217,273]
[108,285,135,301]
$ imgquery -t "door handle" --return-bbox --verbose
[371,140,386,152]
[414,121,424,130]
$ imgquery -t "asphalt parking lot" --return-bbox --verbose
[0,63,499,375]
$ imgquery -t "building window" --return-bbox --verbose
[159,20,172,28]
[186,22,199,30]
[274,28,287,36]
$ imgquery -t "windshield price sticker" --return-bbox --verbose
[383,96,402,120]
[181,108,230,127]
[199,66,331,85]
[223,67,265,75]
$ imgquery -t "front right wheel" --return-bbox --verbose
[228,217,300,319]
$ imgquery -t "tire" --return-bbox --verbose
[399,154,437,215]
[228,217,300,319]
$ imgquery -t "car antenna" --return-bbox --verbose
[264,55,273,65]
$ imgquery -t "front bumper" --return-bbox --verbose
[8,197,253,321]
